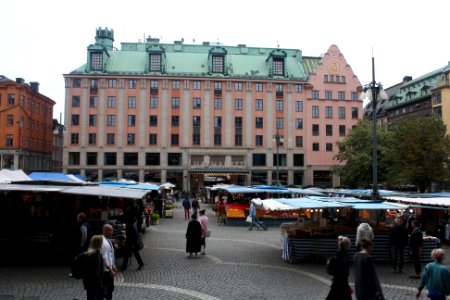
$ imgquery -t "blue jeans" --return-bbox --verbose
[249,216,265,230]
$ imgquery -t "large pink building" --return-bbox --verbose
[63,28,362,192]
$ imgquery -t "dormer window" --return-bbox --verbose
[272,58,284,76]
[90,52,103,71]
[212,55,224,73]
[149,53,162,72]
[208,47,227,75]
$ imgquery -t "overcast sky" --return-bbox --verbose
[2,0,449,121]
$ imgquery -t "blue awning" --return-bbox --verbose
[99,182,160,191]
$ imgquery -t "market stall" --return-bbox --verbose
[278,197,441,263]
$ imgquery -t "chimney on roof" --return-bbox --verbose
[403,76,412,83]
[30,82,39,93]
[16,78,25,84]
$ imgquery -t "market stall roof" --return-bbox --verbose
[0,169,31,183]
[61,185,150,199]
[385,196,450,208]
[287,188,325,196]
[268,197,349,210]
[99,181,160,191]
[28,172,86,183]
[349,201,408,210]
[214,185,293,194]
[323,188,403,198]
[0,183,69,192]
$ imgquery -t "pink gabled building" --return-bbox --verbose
[303,45,363,187]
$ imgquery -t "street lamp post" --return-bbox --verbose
[273,132,283,187]
[361,57,388,200]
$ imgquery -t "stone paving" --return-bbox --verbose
[0,204,449,300]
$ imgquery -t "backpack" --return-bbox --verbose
[71,251,88,279]
[326,256,337,276]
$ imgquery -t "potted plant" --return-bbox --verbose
[151,213,160,225]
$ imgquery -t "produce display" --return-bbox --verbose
[226,208,246,218]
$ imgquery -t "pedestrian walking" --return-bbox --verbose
[355,221,374,250]
[185,214,202,258]
[215,198,225,225]
[77,212,93,253]
[353,238,384,300]
[389,216,408,273]
[416,248,450,300]
[198,209,208,255]
[182,196,191,220]
[325,236,352,300]
[120,220,144,271]
[248,200,267,230]
[83,235,104,300]
[191,198,200,216]
[409,219,424,279]
[101,224,117,300]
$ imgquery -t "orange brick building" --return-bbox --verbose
[63,28,362,192]
[0,76,55,171]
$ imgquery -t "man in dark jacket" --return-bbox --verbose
[408,219,423,278]
[389,216,408,273]
[77,212,92,253]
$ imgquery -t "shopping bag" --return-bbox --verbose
[246,215,252,223]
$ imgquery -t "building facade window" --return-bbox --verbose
[339,125,346,136]
[313,143,320,151]
[214,116,222,128]
[71,114,79,126]
[193,116,201,127]
[255,99,263,111]
[104,152,116,166]
[326,143,333,152]
[69,152,80,165]
[193,97,201,109]
[172,116,179,127]
[214,134,221,145]
[295,84,302,93]
[276,118,283,129]
[89,115,97,126]
[295,118,303,129]
[149,115,158,127]
[255,117,263,129]
[235,134,243,146]
[129,80,137,89]
[234,99,243,110]
[338,91,345,100]
[352,107,358,119]
[150,96,158,108]
[351,92,358,101]
[149,134,157,145]
[293,154,304,166]
[6,134,13,147]
[252,153,266,166]
[214,98,222,109]
[128,96,136,108]
[325,106,332,118]
[71,133,79,144]
[312,106,319,118]
[312,90,319,99]
[255,135,263,146]
[107,115,115,126]
[127,133,135,145]
[338,107,345,119]
[193,134,200,145]
[124,152,138,165]
[73,79,81,88]
[107,96,116,108]
[326,124,333,136]
[235,117,243,128]
[168,153,182,166]
[276,100,283,111]
[255,82,263,92]
[235,82,243,91]
[89,96,97,108]
[172,80,180,89]
[72,96,80,107]
[106,133,115,145]
[295,101,303,112]
[193,81,201,90]
[171,134,179,146]
[325,91,332,100]
[272,58,284,76]
[172,97,180,108]
[6,115,14,126]
[146,153,160,165]
[312,124,319,136]
[128,115,136,127]
[295,136,303,147]
[108,79,116,88]
[88,133,96,145]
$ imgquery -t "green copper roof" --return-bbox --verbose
[71,40,314,81]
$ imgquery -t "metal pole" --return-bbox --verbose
[276,134,280,186]
[371,57,379,200]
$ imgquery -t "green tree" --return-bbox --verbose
[386,117,450,192]
[333,119,391,188]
